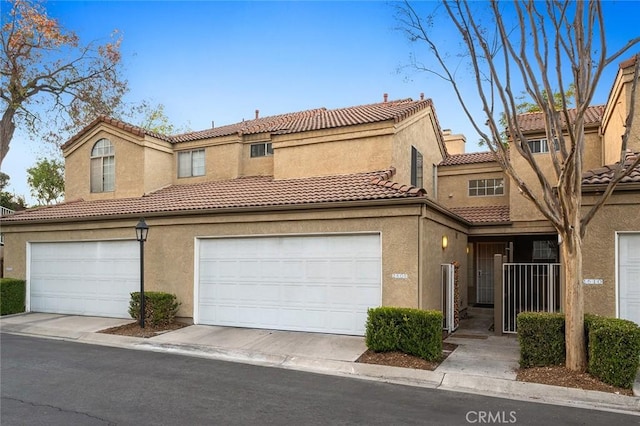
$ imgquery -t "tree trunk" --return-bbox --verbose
[0,107,16,168]
[562,227,587,371]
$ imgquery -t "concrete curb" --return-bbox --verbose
[439,373,640,414]
[2,326,639,416]
[85,334,640,415]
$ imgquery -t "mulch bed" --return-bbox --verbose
[356,342,458,371]
[516,366,634,396]
[99,321,189,338]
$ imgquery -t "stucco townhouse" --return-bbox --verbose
[2,58,639,335]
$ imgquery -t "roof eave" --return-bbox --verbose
[0,196,432,227]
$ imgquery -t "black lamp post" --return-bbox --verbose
[135,218,149,328]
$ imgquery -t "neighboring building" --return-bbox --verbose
[2,58,639,335]
[436,57,640,331]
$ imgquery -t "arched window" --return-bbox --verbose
[90,139,115,192]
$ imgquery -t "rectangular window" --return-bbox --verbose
[468,178,504,196]
[90,157,115,192]
[411,146,423,188]
[178,149,205,178]
[250,142,273,157]
[527,139,559,153]
[532,240,558,261]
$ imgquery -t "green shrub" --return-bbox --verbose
[0,278,26,316]
[128,292,180,326]
[517,312,565,368]
[587,317,640,389]
[365,307,443,361]
[365,307,402,352]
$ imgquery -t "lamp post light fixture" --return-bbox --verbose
[135,218,149,328]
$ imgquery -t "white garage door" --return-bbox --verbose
[29,241,139,318]
[619,233,640,325]
[196,234,381,335]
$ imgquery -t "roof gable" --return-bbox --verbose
[62,115,174,150]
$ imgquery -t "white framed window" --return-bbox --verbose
[178,149,205,178]
[527,138,559,153]
[250,142,273,158]
[90,138,115,193]
[468,178,504,196]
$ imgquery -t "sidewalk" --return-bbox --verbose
[1,312,639,415]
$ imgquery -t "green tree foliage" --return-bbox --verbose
[0,172,27,211]
[26,157,64,205]
[132,101,190,135]
[0,0,127,167]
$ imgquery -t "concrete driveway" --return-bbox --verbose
[0,313,367,363]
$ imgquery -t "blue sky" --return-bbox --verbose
[2,0,640,204]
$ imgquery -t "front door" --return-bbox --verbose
[476,242,508,305]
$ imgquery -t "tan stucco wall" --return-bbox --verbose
[581,191,640,317]
[509,130,601,222]
[173,137,241,184]
[420,208,469,312]
[508,147,556,222]
[392,109,445,196]
[65,129,145,200]
[2,203,460,319]
[240,137,274,177]
[143,142,174,194]
[64,128,174,200]
[443,131,466,155]
[437,163,508,209]
[602,64,640,165]
[272,124,394,180]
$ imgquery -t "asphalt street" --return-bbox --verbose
[1,333,638,425]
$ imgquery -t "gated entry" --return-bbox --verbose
[502,263,561,333]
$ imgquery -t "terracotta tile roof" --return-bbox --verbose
[439,152,497,166]
[2,170,426,223]
[172,98,434,142]
[582,152,640,185]
[619,55,638,69]
[62,115,174,149]
[449,205,510,224]
[62,98,435,148]
[515,105,605,133]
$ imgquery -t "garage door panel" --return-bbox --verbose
[30,241,138,318]
[619,233,640,325]
[197,234,381,335]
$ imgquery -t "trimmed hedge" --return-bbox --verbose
[587,316,640,389]
[517,311,640,389]
[365,307,443,361]
[517,312,566,368]
[0,278,26,315]
[128,292,180,326]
